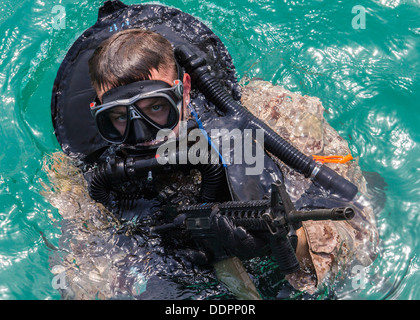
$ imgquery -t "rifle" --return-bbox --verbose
[152,181,354,274]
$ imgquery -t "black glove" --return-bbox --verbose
[209,208,269,260]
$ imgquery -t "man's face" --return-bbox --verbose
[96,68,191,145]
[105,97,173,136]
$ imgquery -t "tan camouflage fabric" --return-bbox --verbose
[241,80,379,293]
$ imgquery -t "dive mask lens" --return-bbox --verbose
[96,105,129,143]
[133,96,178,129]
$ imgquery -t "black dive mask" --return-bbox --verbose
[90,79,184,148]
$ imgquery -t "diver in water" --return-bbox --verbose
[87,28,272,265]
[51,1,376,298]
[86,27,326,291]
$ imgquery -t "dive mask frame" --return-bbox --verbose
[90,79,184,145]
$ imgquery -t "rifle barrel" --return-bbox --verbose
[287,207,354,223]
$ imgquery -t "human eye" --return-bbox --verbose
[150,104,163,112]
[116,114,127,121]
[110,111,127,122]
[142,99,170,114]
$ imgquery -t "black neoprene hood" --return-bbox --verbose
[51,0,240,162]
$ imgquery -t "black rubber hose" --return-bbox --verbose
[88,153,225,207]
[270,235,301,274]
[175,45,359,201]
[88,161,114,206]
[196,163,227,202]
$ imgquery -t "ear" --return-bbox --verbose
[182,73,192,113]
[183,73,191,101]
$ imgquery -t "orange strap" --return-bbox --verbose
[312,153,353,164]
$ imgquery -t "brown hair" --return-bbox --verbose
[88,29,177,93]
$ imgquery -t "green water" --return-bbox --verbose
[0,0,419,300]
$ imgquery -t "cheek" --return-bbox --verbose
[154,109,171,126]
[181,99,189,118]
[111,120,127,136]
[183,90,190,107]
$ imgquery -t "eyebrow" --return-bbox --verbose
[109,110,126,115]
[137,97,168,109]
